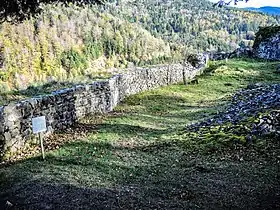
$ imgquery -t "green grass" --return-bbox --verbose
[0,58,280,209]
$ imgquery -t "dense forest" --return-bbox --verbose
[0,0,279,91]
[104,0,279,52]
[0,4,173,91]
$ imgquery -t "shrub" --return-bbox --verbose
[60,48,88,76]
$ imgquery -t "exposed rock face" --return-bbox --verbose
[209,26,280,61]
[253,26,280,61]
[254,32,280,60]
[186,53,209,68]
[0,60,206,156]
[206,48,253,61]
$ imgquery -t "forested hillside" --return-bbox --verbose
[0,0,279,92]
[0,4,173,91]
[104,0,280,52]
[245,7,280,16]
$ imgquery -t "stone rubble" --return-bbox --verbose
[187,83,280,141]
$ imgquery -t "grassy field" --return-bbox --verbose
[0,58,280,209]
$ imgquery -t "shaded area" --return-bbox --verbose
[1,59,280,209]
[0,140,279,209]
[0,0,104,23]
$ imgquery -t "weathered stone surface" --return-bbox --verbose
[253,32,280,61]
[207,47,253,61]
[187,84,280,140]
[0,58,207,155]
[4,132,11,142]
[0,124,4,133]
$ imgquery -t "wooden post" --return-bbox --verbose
[32,116,47,160]
[39,132,45,160]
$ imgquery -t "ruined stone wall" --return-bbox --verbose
[0,62,204,155]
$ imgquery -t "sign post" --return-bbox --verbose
[39,132,45,159]
[32,116,47,160]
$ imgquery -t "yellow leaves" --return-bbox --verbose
[0,3,173,91]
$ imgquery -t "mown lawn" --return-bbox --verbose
[0,58,280,209]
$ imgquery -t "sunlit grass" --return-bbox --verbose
[1,58,279,192]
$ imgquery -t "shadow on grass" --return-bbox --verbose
[120,93,222,115]
[0,139,195,209]
[1,59,280,209]
[1,138,280,210]
[0,176,197,209]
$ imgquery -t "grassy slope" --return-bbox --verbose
[0,59,280,209]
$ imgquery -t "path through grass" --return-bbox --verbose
[0,59,280,209]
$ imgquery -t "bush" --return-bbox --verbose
[84,38,102,59]
[61,49,88,75]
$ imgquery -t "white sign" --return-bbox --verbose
[32,116,47,134]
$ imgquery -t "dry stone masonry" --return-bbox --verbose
[0,60,206,156]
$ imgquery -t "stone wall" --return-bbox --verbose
[206,47,253,61]
[0,62,205,156]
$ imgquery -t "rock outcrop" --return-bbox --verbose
[253,26,280,61]
[187,83,280,143]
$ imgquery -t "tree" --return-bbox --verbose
[214,0,249,7]
[0,0,250,23]
[0,0,105,22]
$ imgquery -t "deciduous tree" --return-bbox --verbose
[0,0,105,22]
[214,0,249,7]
